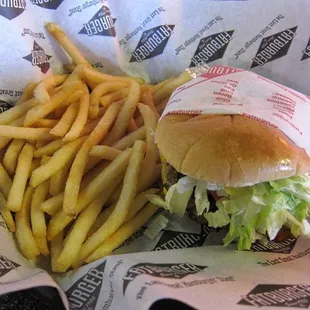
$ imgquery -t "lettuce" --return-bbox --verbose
[149,175,310,250]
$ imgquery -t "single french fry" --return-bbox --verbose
[156,98,169,116]
[51,230,64,273]
[55,176,123,272]
[99,88,129,109]
[89,81,127,119]
[34,139,65,158]
[30,136,86,188]
[88,188,158,238]
[16,82,37,105]
[0,162,12,198]
[142,87,159,118]
[107,163,161,206]
[63,102,121,216]
[89,145,121,160]
[74,140,145,267]
[31,177,50,255]
[137,103,158,191]
[49,157,72,196]
[46,23,89,65]
[79,119,100,137]
[87,206,114,237]
[103,81,140,145]
[34,74,68,104]
[35,119,59,128]
[41,193,63,216]
[30,158,41,173]
[0,192,15,232]
[127,118,138,133]
[47,147,131,240]
[0,98,38,125]
[3,139,26,175]
[15,187,40,259]
[24,81,82,127]
[6,144,34,212]
[0,126,55,141]
[153,72,191,105]
[151,78,173,93]
[83,66,143,85]
[0,116,26,151]
[49,101,78,137]
[63,93,90,142]
[87,203,159,262]
[111,126,145,150]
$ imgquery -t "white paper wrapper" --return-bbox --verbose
[0,1,310,309]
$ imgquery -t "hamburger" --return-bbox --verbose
[149,113,310,250]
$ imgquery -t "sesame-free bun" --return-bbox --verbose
[156,114,310,187]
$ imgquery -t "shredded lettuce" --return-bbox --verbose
[144,214,169,240]
[149,175,310,250]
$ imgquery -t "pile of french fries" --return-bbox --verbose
[0,23,191,272]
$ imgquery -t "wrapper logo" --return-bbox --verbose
[130,24,175,63]
[0,255,20,277]
[251,238,297,254]
[65,260,106,310]
[79,6,116,37]
[153,225,214,251]
[238,284,310,308]
[123,262,207,294]
[0,0,26,20]
[30,0,64,10]
[23,41,52,74]
[189,30,234,67]
[0,100,12,113]
[301,38,310,61]
[251,27,297,68]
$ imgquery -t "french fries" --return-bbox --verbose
[0,22,191,271]
[15,187,40,259]
[63,102,122,216]
[89,145,121,160]
[0,192,15,232]
[73,140,145,267]
[103,81,140,145]
[16,82,37,106]
[6,144,34,211]
[87,203,159,262]
[30,136,86,188]
[63,93,90,142]
[49,101,79,137]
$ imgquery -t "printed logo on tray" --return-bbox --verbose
[238,284,310,308]
[23,41,52,74]
[153,225,214,251]
[251,26,297,68]
[65,260,106,310]
[79,5,116,37]
[301,38,310,61]
[189,30,234,67]
[0,100,12,113]
[123,262,207,294]
[130,24,175,63]
[0,255,20,277]
[251,238,297,254]
[0,0,26,20]
[30,0,64,10]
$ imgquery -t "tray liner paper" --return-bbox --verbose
[0,1,310,309]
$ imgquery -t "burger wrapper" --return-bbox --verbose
[0,1,310,309]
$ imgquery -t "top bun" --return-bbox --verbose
[156,114,310,187]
